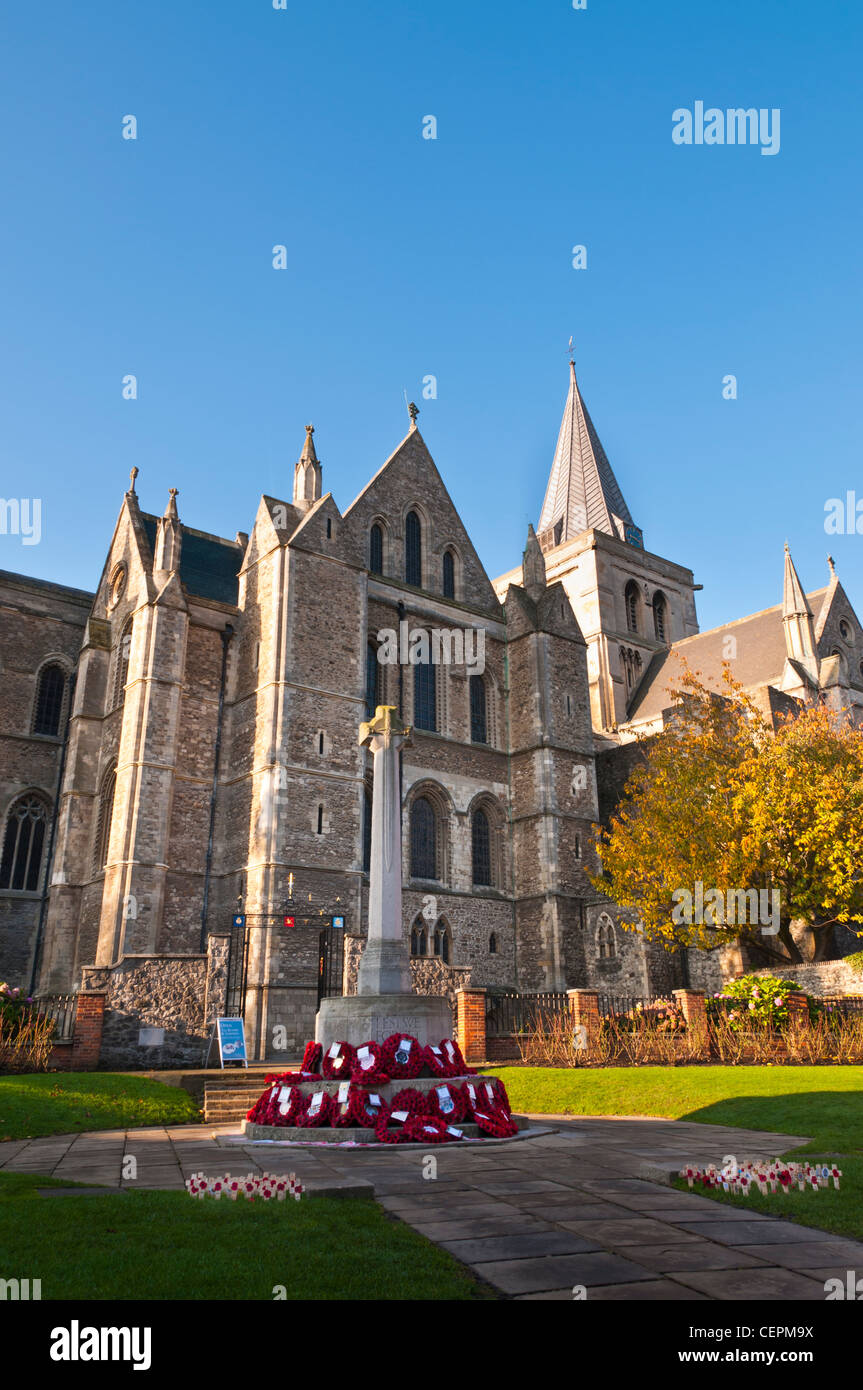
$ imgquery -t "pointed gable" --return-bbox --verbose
[344,425,501,615]
[538,360,640,549]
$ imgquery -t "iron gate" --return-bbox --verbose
[225,919,250,1017]
[317,926,345,1007]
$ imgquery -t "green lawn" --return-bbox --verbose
[494,1065,863,1153]
[0,1073,199,1139]
[0,1172,492,1301]
[496,1064,863,1240]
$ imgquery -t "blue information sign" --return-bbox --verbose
[232,914,246,929]
[331,915,345,930]
[216,1017,248,1067]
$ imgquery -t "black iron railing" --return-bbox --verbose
[485,990,568,1036]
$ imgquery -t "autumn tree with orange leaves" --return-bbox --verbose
[592,663,863,963]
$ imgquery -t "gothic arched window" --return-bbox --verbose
[472,807,492,887]
[597,915,617,960]
[362,784,372,873]
[652,591,667,643]
[94,765,117,874]
[0,795,48,891]
[625,581,640,634]
[489,932,497,954]
[433,919,451,963]
[442,550,455,599]
[414,658,436,731]
[469,674,487,744]
[113,617,134,710]
[33,663,66,737]
[410,796,436,879]
[405,510,422,587]
[410,918,427,956]
[369,524,383,576]
[365,641,381,718]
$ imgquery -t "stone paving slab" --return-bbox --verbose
[2,1113,860,1303]
[440,1231,601,1261]
[733,1240,863,1270]
[517,1280,710,1301]
[472,1251,658,1295]
[670,1267,828,1300]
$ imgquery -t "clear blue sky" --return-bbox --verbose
[1,0,861,630]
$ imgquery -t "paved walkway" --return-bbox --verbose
[2,1114,859,1300]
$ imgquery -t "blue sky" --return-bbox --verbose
[1,0,861,630]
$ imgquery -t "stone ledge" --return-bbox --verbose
[221,1121,554,1150]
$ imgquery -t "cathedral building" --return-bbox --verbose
[2,363,861,1064]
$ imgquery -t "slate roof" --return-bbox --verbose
[141,516,241,606]
[626,588,830,723]
[538,360,636,544]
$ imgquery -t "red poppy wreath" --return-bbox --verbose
[381,1033,424,1079]
[350,1040,390,1084]
[322,1040,356,1080]
[295,1089,333,1127]
[349,1087,389,1129]
[425,1081,467,1124]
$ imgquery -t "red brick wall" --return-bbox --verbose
[48,992,105,1071]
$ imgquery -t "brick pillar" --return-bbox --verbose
[785,990,810,1027]
[457,988,487,1065]
[70,992,105,1069]
[568,989,600,1051]
[672,989,707,1029]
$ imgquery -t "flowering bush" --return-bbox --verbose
[715,975,816,1029]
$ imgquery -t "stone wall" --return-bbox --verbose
[80,953,208,1067]
[750,959,863,997]
[344,933,470,1011]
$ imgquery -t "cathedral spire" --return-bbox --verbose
[538,360,641,550]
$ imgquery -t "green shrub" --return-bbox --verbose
[717,974,818,1027]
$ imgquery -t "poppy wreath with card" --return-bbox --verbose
[322,1040,356,1080]
[381,1033,424,1079]
[404,1114,459,1144]
[295,1089,333,1127]
[350,1040,390,1084]
[247,1082,304,1126]
[479,1076,514,1118]
[349,1087,389,1129]
[330,1083,357,1127]
[246,1083,280,1124]
[439,1037,476,1076]
[374,1106,415,1144]
[422,1041,461,1078]
[425,1081,467,1124]
[472,1107,519,1139]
